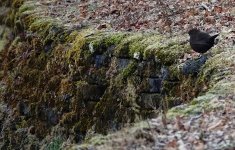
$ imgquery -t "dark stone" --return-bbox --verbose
[61,94,73,112]
[77,84,106,101]
[137,60,161,78]
[94,55,106,68]
[86,70,107,85]
[149,78,162,93]
[44,39,53,52]
[46,108,59,125]
[138,78,162,94]
[38,106,58,125]
[17,101,30,116]
[160,66,169,80]
[62,94,73,102]
[167,97,183,108]
[182,55,208,75]
[138,93,162,109]
[117,58,130,71]
[107,45,115,55]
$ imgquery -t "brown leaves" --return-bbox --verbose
[146,95,235,149]
[213,5,223,13]
[174,115,186,131]
[39,0,234,35]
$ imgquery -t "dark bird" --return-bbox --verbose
[188,29,219,53]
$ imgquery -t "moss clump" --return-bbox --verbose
[66,31,79,43]
[66,33,86,65]
[155,43,190,65]
[129,34,163,59]
[87,32,127,54]
[210,77,235,95]
[104,32,127,46]
[197,51,234,89]
[29,18,56,33]
[114,33,144,57]
[18,2,35,13]
[167,93,215,117]
[121,61,137,79]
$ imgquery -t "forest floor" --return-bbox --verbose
[40,0,234,33]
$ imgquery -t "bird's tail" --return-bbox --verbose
[211,33,219,39]
[209,33,219,44]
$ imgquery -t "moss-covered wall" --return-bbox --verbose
[1,0,232,149]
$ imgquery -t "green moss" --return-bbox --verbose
[190,99,198,105]
[75,121,149,149]
[12,0,24,8]
[168,65,182,80]
[168,71,235,118]
[129,40,146,58]
[89,32,126,49]
[89,40,101,53]
[167,95,212,117]
[66,31,79,43]
[46,137,63,150]
[129,34,163,59]
[121,61,137,79]
[166,50,235,117]
[66,33,86,64]
[5,9,17,26]
[19,9,39,28]
[114,33,144,57]
[209,76,235,95]
[85,134,107,146]
[197,52,234,88]
[29,18,55,33]
[104,32,126,46]
[19,2,55,34]
[17,119,27,128]
[87,32,126,54]
[155,43,190,65]
[18,2,35,13]
[110,33,190,62]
